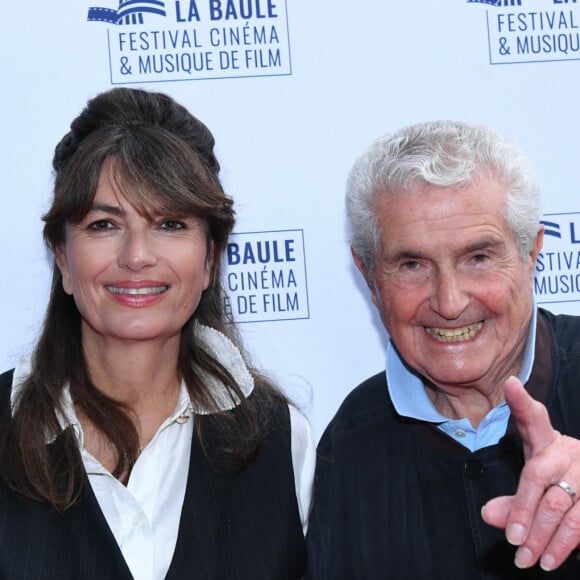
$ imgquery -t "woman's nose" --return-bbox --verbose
[117,229,158,271]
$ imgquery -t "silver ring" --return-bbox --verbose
[554,480,578,504]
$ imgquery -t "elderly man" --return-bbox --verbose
[306,121,580,578]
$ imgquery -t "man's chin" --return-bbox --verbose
[420,366,494,393]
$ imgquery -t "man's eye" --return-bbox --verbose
[159,219,186,231]
[88,220,114,231]
[401,260,420,271]
[471,253,489,264]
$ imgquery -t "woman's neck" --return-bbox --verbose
[80,332,183,451]
[82,331,180,398]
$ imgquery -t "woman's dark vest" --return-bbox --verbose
[0,370,306,580]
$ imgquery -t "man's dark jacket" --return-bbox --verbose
[306,309,580,579]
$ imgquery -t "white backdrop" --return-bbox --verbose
[1,0,579,440]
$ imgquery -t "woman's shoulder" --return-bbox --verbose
[0,370,14,420]
[0,369,14,396]
[0,369,14,388]
[1,357,33,412]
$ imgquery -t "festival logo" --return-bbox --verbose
[468,0,580,64]
[86,0,292,83]
[535,213,580,305]
[223,229,310,323]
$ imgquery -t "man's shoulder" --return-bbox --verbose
[338,371,388,411]
[323,371,391,437]
[540,308,580,351]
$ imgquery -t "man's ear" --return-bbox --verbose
[351,247,378,306]
[530,225,544,264]
[54,246,73,296]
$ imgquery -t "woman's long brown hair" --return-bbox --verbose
[0,88,285,510]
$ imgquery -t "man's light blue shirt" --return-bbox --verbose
[385,301,537,452]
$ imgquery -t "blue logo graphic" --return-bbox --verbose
[224,229,309,323]
[88,0,166,25]
[535,213,580,305]
[85,0,292,84]
[469,0,580,65]
[541,220,562,239]
[467,0,522,6]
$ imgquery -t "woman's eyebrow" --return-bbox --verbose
[87,204,125,216]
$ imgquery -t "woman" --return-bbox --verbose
[0,87,313,579]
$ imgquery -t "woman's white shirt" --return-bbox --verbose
[79,386,314,580]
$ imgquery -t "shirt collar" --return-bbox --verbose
[11,323,255,433]
[386,299,538,423]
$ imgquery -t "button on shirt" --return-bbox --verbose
[386,306,537,452]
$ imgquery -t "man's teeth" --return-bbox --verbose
[425,322,483,343]
[107,286,168,295]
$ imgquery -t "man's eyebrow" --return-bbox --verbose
[386,238,504,262]
[387,249,426,262]
[464,238,503,253]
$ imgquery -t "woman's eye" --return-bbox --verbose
[159,220,186,231]
[88,219,114,231]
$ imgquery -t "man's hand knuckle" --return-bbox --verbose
[564,510,580,535]
[543,492,572,516]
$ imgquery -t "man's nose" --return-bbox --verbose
[429,270,469,320]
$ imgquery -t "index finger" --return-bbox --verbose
[502,377,562,549]
[504,376,557,460]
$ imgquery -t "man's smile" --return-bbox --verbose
[425,321,483,343]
